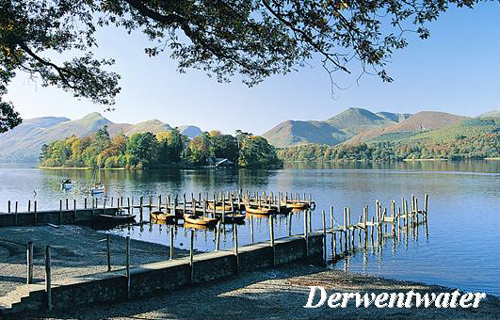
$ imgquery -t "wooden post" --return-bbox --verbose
[84,198,87,209]
[126,236,131,300]
[106,235,111,271]
[250,215,254,243]
[215,221,221,251]
[424,194,429,216]
[14,201,18,226]
[330,207,334,232]
[304,210,309,257]
[73,199,77,222]
[34,201,37,225]
[166,225,173,259]
[28,200,31,212]
[27,241,33,284]
[234,223,239,272]
[66,198,69,210]
[343,208,348,253]
[57,200,62,225]
[8,200,11,213]
[45,245,52,311]
[190,229,194,285]
[270,214,275,266]
[322,210,327,265]
[288,211,292,236]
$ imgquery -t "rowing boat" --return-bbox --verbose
[183,214,218,226]
[217,213,246,224]
[244,204,275,215]
[151,211,176,223]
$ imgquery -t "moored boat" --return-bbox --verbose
[183,214,218,226]
[244,204,275,215]
[90,183,106,195]
[217,213,246,224]
[151,211,176,223]
[99,213,135,223]
[61,179,73,190]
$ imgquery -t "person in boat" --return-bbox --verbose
[62,179,71,184]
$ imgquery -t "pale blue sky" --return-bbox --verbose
[5,2,499,135]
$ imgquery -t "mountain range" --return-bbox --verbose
[0,113,202,163]
[262,107,487,148]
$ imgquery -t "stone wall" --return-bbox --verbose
[0,208,119,227]
[1,233,324,316]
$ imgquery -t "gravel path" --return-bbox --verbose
[0,225,187,296]
[26,263,500,319]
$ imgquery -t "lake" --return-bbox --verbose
[0,161,499,296]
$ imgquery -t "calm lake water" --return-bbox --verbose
[0,161,499,296]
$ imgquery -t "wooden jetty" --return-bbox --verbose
[0,190,430,316]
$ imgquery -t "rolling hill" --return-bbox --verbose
[344,111,469,144]
[262,107,411,148]
[0,113,202,163]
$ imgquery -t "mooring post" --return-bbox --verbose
[66,198,69,210]
[7,200,11,213]
[73,199,77,222]
[14,201,18,226]
[84,198,87,209]
[343,208,348,253]
[304,210,309,258]
[27,241,33,284]
[28,200,31,212]
[126,236,131,300]
[250,215,254,243]
[45,245,52,311]
[58,200,63,225]
[270,214,276,266]
[169,225,174,259]
[190,229,194,285]
[424,194,429,217]
[106,234,111,271]
[288,211,292,236]
[215,221,221,251]
[322,210,327,265]
[34,201,38,226]
[234,223,239,272]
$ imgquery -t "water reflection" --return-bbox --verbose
[0,161,499,295]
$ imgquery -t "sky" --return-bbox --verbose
[5,2,500,135]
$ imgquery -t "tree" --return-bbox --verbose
[186,132,212,165]
[126,132,159,168]
[210,133,239,162]
[1,0,485,132]
[238,135,282,168]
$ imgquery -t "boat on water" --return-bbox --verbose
[281,201,315,210]
[90,183,106,195]
[216,213,246,224]
[61,179,73,190]
[244,204,276,215]
[151,211,176,223]
[98,213,135,223]
[183,214,218,226]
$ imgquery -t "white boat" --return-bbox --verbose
[90,183,106,195]
[61,179,73,190]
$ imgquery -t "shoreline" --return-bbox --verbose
[17,263,500,319]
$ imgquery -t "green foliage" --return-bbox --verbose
[278,130,500,163]
[2,0,482,133]
[40,127,281,169]
[238,135,283,168]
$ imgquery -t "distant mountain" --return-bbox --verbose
[0,113,201,163]
[263,107,410,148]
[262,120,345,148]
[178,125,203,138]
[478,110,500,118]
[345,111,469,144]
